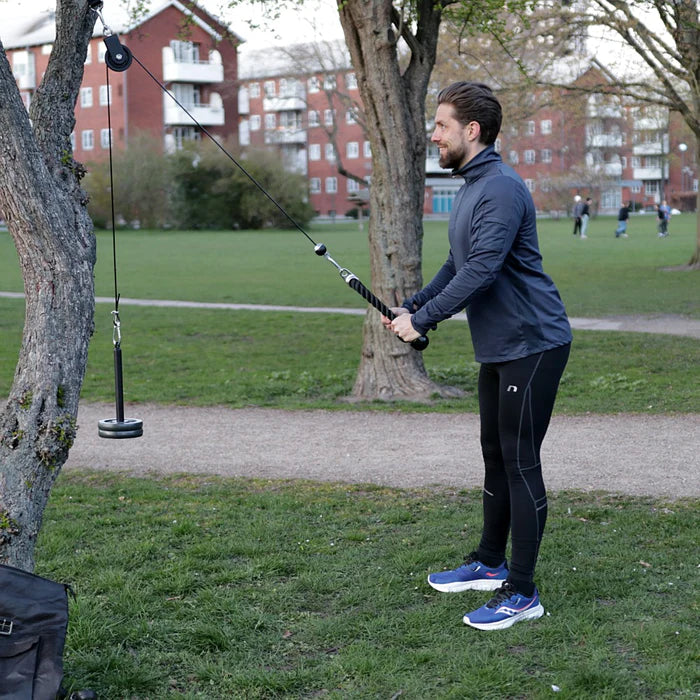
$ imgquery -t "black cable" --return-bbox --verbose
[105,63,120,316]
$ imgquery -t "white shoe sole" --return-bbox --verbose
[463,603,545,630]
[427,575,506,593]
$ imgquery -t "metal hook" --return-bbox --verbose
[111,310,121,347]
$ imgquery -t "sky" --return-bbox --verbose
[0,0,344,52]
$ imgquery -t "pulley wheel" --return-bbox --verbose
[105,44,133,72]
[98,417,143,439]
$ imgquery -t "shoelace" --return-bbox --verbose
[486,581,516,608]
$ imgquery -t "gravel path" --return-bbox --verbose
[67,403,699,500]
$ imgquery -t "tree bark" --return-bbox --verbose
[337,0,459,400]
[0,0,97,571]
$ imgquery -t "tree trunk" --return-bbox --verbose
[338,0,457,400]
[0,0,97,571]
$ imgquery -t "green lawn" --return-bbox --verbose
[1,215,698,413]
[3,219,698,698]
[43,472,697,699]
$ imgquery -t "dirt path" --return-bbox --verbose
[67,403,699,500]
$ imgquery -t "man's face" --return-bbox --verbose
[431,103,471,170]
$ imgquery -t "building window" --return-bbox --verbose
[308,76,320,93]
[526,121,535,135]
[324,109,334,126]
[363,141,371,158]
[326,177,338,193]
[100,128,112,148]
[524,150,536,164]
[346,72,357,89]
[644,180,659,196]
[325,143,336,161]
[309,144,321,160]
[310,178,321,194]
[264,113,276,129]
[70,132,75,151]
[263,80,276,97]
[631,183,642,193]
[525,178,536,192]
[323,75,336,90]
[346,141,359,159]
[170,40,199,62]
[99,85,112,106]
[250,115,261,131]
[308,110,319,128]
[97,42,106,62]
[540,180,551,193]
[541,149,552,163]
[494,137,501,153]
[509,150,518,164]
[249,82,260,98]
[81,130,94,150]
[80,87,93,108]
[84,45,92,64]
[347,178,360,193]
[346,109,357,124]
[540,119,552,134]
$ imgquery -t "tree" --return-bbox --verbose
[549,0,700,267]
[0,0,97,570]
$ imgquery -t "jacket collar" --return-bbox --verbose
[453,144,501,183]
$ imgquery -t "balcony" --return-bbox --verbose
[633,142,664,156]
[162,47,224,84]
[264,128,307,145]
[264,95,306,112]
[633,166,666,180]
[164,93,224,126]
[587,104,623,119]
[587,133,623,148]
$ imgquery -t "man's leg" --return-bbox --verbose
[475,362,510,567]
[494,344,570,595]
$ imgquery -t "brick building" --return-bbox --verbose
[4,1,242,161]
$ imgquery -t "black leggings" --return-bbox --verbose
[476,343,570,594]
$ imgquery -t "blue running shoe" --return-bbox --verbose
[463,582,544,630]
[427,552,508,593]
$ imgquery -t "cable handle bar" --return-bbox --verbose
[314,244,429,352]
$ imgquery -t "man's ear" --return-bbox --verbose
[467,120,481,142]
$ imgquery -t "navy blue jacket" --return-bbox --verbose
[404,146,572,363]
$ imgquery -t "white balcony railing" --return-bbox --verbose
[633,166,664,180]
[587,133,623,148]
[162,47,224,84]
[164,93,224,126]
[264,128,307,145]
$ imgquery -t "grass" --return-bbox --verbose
[1,215,698,414]
[40,471,698,699]
[3,219,697,697]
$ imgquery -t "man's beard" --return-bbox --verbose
[438,144,465,170]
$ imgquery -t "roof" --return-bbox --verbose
[239,39,351,80]
[1,1,243,50]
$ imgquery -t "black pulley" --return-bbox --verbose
[104,35,132,72]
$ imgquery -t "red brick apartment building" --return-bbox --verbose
[4,1,241,162]
[6,7,697,220]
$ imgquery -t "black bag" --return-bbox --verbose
[0,564,71,700]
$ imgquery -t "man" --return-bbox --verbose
[386,82,572,631]
[615,202,631,238]
[580,197,592,239]
[572,195,584,236]
[657,200,671,237]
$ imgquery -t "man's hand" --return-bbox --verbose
[380,306,407,329]
[390,311,420,342]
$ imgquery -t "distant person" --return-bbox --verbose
[615,202,631,238]
[657,200,671,237]
[572,195,584,236]
[580,197,592,239]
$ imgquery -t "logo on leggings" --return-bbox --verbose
[506,385,518,393]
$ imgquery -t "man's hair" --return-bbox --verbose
[437,82,502,145]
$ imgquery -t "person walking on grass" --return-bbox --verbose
[615,201,631,238]
[572,195,584,236]
[657,200,671,237]
[384,81,572,631]
[580,197,592,239]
